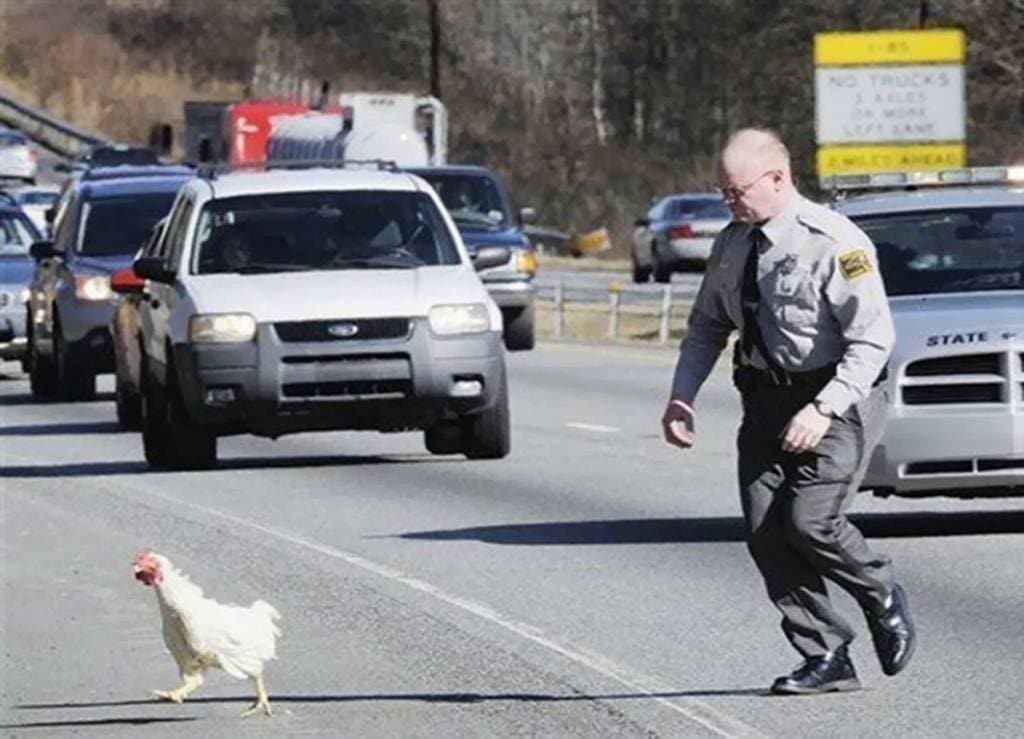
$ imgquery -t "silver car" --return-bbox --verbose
[833,168,1024,498]
[631,193,730,282]
[0,130,38,184]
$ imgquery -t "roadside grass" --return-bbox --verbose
[535,299,689,346]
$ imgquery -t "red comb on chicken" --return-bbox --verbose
[132,550,282,717]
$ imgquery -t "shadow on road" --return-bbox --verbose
[18,687,766,711]
[2,717,195,729]
[0,421,124,436]
[1,454,448,479]
[398,510,1024,545]
[0,391,115,406]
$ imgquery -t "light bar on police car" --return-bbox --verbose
[823,166,1024,191]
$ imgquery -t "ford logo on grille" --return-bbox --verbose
[327,322,360,338]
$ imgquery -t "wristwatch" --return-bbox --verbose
[813,399,835,418]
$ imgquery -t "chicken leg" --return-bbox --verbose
[240,674,272,718]
[152,671,204,704]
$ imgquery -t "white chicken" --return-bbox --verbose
[132,550,282,717]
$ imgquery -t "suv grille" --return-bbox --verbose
[902,383,1002,404]
[905,353,1000,376]
[274,318,411,343]
[282,379,411,400]
[901,351,1011,405]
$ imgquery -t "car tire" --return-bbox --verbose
[503,303,535,351]
[460,369,510,459]
[142,360,216,470]
[652,248,673,283]
[141,373,173,468]
[54,321,95,401]
[424,422,462,455]
[164,379,217,470]
[631,257,651,284]
[27,331,58,401]
[115,380,143,430]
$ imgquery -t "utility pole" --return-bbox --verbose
[428,0,442,98]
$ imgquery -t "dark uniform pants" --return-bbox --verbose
[737,379,894,658]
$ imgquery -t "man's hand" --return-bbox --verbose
[781,403,831,453]
[661,399,696,449]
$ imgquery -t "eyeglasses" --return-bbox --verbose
[718,170,776,201]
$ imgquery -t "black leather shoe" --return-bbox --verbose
[770,645,861,695]
[867,582,916,676]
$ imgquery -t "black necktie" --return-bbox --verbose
[739,227,765,364]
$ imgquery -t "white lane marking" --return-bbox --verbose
[137,488,766,739]
[565,422,620,433]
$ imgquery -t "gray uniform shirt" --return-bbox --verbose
[670,193,894,416]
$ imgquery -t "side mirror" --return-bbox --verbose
[633,217,650,228]
[44,207,56,224]
[133,256,175,284]
[519,207,537,225]
[471,246,511,272]
[111,266,147,295]
[29,240,56,260]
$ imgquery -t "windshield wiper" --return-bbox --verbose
[230,263,311,274]
[329,257,416,270]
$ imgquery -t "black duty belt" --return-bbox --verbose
[733,361,888,390]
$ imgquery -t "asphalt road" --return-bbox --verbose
[2,343,1023,737]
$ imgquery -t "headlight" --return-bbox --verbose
[74,274,112,301]
[514,250,538,274]
[18,288,30,304]
[189,313,257,343]
[428,303,490,335]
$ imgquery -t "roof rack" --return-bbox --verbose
[822,165,1024,193]
[196,159,399,180]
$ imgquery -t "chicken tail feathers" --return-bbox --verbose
[251,599,281,626]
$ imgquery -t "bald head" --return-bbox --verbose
[720,128,791,176]
[716,128,796,223]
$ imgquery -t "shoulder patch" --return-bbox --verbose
[838,249,872,280]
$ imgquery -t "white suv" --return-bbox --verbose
[132,164,511,469]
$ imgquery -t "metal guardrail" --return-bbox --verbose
[536,280,694,344]
[0,89,109,158]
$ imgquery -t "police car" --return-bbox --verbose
[829,166,1024,498]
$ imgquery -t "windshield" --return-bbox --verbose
[852,207,1024,297]
[0,212,40,255]
[192,190,461,275]
[670,197,729,220]
[414,173,509,226]
[77,192,177,256]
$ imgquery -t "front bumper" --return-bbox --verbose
[173,318,505,438]
[483,279,535,309]
[56,294,116,344]
[0,312,27,359]
[863,400,1024,498]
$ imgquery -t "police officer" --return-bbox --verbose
[662,128,916,694]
